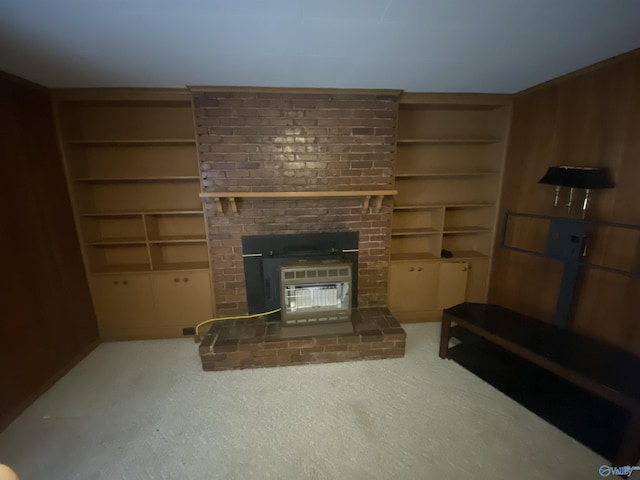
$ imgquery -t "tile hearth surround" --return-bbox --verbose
[191,88,400,316]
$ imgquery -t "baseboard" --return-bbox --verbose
[98,325,194,341]
[0,337,102,433]
[392,309,444,324]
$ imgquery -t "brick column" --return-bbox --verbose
[191,88,399,315]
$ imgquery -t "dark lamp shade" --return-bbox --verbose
[538,166,614,189]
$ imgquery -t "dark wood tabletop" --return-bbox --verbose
[444,302,640,406]
[441,302,640,466]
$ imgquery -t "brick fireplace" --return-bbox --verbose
[191,87,400,316]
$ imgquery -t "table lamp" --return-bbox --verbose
[538,166,613,217]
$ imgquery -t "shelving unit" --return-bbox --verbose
[389,93,511,322]
[54,90,213,340]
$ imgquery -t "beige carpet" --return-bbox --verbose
[0,323,607,479]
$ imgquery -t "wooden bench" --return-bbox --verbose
[440,302,640,466]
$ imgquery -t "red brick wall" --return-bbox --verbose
[191,89,399,315]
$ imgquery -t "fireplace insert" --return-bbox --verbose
[280,261,352,326]
[241,232,359,318]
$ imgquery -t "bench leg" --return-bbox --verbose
[614,411,640,467]
[439,313,451,359]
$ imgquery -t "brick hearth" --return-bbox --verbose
[199,308,406,371]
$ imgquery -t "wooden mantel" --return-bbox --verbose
[199,190,398,215]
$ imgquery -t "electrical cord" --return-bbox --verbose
[195,308,281,337]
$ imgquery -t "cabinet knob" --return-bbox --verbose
[409,267,415,272]
[174,278,180,283]
[183,277,189,283]
[417,267,423,272]
[113,280,119,285]
[122,280,128,286]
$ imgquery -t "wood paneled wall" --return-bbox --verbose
[489,50,640,354]
[0,72,99,429]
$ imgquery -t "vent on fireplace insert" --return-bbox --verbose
[280,261,352,326]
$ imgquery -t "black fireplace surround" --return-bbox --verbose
[241,232,359,317]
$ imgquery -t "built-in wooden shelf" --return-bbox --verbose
[74,176,199,183]
[80,210,204,217]
[52,88,191,102]
[152,261,210,272]
[395,172,497,178]
[448,250,489,259]
[199,190,398,215]
[396,138,499,145]
[390,250,489,262]
[55,93,214,340]
[394,203,493,210]
[91,264,153,274]
[392,228,441,236]
[399,103,503,111]
[85,238,147,246]
[397,92,510,109]
[391,252,440,261]
[389,93,509,323]
[90,262,211,274]
[443,226,490,234]
[66,139,195,146]
[393,205,444,211]
[148,237,206,244]
[445,203,494,209]
[143,211,204,216]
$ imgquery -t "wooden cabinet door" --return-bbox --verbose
[151,271,213,327]
[437,262,469,309]
[389,261,439,321]
[89,274,156,332]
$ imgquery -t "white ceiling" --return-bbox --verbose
[1,0,639,93]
